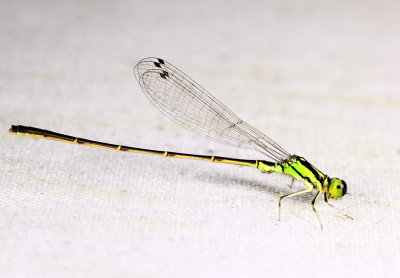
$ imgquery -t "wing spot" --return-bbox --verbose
[160,71,169,79]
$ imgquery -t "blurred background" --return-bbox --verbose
[1,0,400,277]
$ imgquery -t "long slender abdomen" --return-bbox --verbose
[257,160,279,174]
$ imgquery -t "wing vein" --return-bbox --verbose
[134,57,291,162]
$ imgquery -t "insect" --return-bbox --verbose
[10,57,352,229]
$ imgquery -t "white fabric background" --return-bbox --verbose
[1,1,400,277]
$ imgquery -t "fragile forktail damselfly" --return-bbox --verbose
[10,57,352,229]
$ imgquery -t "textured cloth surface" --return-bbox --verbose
[1,1,400,277]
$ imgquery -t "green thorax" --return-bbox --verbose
[257,155,329,191]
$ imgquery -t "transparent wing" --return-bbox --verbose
[134,57,291,162]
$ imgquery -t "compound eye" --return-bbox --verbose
[329,178,347,198]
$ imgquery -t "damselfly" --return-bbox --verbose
[10,57,352,229]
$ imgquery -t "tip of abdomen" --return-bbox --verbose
[9,125,31,135]
[9,125,19,134]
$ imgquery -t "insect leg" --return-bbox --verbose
[288,177,294,189]
[278,184,313,222]
[324,193,353,220]
[311,191,323,230]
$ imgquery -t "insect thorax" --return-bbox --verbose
[279,155,329,190]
